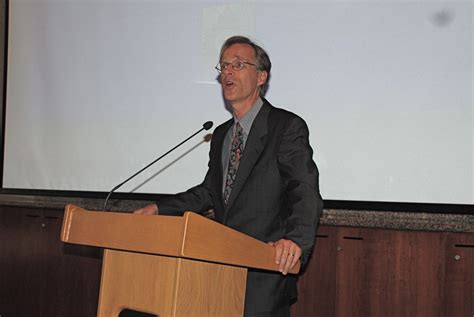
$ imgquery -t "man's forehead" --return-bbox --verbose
[221,43,256,61]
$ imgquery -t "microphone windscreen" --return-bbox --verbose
[203,121,213,130]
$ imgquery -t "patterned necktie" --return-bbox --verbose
[223,123,244,204]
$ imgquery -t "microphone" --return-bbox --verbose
[103,121,213,211]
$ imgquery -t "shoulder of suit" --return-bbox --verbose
[212,118,233,136]
[263,99,306,125]
[211,100,307,134]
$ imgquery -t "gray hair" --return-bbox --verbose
[219,35,271,96]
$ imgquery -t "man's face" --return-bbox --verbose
[219,43,267,106]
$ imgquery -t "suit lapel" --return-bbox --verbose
[224,103,270,213]
[212,119,233,209]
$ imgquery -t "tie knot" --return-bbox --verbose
[233,122,243,141]
[235,122,243,133]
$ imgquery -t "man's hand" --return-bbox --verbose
[268,239,302,275]
[133,203,159,215]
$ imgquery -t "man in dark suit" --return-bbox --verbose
[134,35,323,316]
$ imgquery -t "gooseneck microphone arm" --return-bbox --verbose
[103,121,213,211]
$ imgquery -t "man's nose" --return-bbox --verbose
[222,65,234,75]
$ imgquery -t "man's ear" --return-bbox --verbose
[257,71,268,86]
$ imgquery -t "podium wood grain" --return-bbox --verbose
[61,204,299,273]
[61,205,298,317]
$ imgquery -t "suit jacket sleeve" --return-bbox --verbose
[277,115,323,266]
[156,171,214,216]
[154,122,227,216]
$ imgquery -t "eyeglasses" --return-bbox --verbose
[215,59,258,73]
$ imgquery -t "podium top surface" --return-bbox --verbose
[61,204,299,274]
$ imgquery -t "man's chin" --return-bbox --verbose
[223,93,237,103]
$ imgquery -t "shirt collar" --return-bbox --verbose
[233,97,263,135]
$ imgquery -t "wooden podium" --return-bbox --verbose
[61,205,299,317]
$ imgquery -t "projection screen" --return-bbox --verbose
[3,0,473,205]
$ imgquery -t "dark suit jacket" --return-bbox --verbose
[158,99,323,315]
